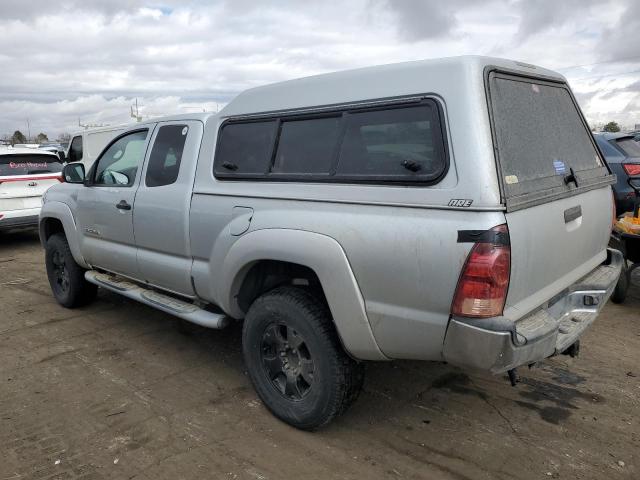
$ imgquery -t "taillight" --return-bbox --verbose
[451,224,510,318]
[622,163,640,176]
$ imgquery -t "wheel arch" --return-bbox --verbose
[218,229,387,361]
[39,201,89,269]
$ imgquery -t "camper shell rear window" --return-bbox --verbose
[213,99,449,185]
[487,71,613,210]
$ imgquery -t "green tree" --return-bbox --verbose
[603,121,621,133]
[11,130,27,145]
[36,132,49,143]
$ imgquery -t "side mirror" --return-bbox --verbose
[62,163,85,183]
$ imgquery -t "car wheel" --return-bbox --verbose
[242,286,364,430]
[45,233,97,308]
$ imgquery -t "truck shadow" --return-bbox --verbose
[0,227,40,251]
[94,281,631,431]
[166,307,611,429]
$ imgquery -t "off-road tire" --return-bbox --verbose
[242,286,364,430]
[45,233,97,308]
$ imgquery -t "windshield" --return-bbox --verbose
[489,74,607,201]
[0,154,63,176]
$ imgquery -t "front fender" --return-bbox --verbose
[39,201,89,269]
[219,229,387,361]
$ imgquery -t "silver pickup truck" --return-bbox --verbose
[40,56,622,430]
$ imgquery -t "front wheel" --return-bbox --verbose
[45,233,97,308]
[242,286,364,430]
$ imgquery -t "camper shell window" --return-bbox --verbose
[213,99,448,185]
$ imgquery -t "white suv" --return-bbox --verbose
[0,147,63,231]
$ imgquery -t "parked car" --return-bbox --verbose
[1,147,62,231]
[593,132,640,216]
[39,56,623,430]
[65,124,129,168]
[39,143,67,162]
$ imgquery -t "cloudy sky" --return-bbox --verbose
[1,0,639,139]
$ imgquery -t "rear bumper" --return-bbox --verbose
[0,208,40,230]
[442,248,624,374]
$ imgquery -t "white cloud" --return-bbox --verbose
[0,0,639,138]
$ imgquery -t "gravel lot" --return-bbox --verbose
[1,229,638,480]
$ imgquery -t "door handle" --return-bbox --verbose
[116,200,132,211]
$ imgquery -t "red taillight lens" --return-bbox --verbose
[622,163,640,176]
[451,224,510,318]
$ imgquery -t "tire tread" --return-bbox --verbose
[244,286,364,429]
[46,233,97,308]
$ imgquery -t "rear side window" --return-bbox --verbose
[146,125,189,187]
[68,136,83,162]
[489,74,608,200]
[336,105,442,180]
[0,154,63,176]
[214,100,448,184]
[215,121,277,175]
[272,117,341,175]
[616,138,640,158]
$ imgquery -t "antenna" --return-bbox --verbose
[130,98,143,122]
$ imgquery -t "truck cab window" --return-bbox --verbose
[146,125,189,187]
[93,130,148,187]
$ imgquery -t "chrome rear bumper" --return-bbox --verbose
[442,248,624,374]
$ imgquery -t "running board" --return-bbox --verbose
[85,271,230,329]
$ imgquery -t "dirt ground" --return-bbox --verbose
[0,229,638,480]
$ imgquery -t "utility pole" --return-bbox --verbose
[130,98,143,122]
[26,118,31,141]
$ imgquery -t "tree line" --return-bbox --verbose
[1,130,70,145]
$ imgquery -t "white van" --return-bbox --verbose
[66,125,130,168]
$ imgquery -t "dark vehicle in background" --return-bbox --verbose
[593,132,640,216]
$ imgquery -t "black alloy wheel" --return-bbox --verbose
[261,323,315,400]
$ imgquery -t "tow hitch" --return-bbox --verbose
[561,340,580,358]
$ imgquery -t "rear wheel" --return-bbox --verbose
[242,286,364,430]
[45,233,97,308]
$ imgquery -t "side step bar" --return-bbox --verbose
[85,271,230,329]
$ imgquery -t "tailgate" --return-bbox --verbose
[487,71,616,316]
[505,187,612,314]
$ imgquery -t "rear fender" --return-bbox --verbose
[219,228,387,361]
